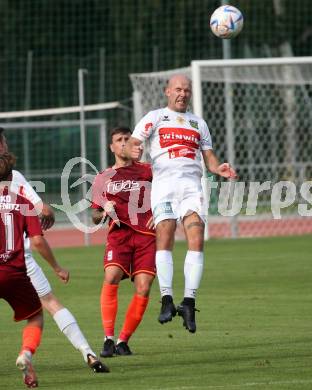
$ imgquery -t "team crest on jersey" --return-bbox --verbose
[144,122,153,133]
[189,120,198,129]
[176,116,185,125]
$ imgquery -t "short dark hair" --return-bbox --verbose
[109,126,132,143]
[0,127,4,144]
[0,152,16,181]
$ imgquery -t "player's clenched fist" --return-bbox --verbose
[216,163,238,179]
[130,144,143,160]
[54,266,70,283]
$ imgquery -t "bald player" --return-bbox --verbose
[126,74,237,333]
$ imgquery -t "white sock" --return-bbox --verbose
[105,336,114,342]
[184,251,204,299]
[53,308,95,362]
[156,250,173,297]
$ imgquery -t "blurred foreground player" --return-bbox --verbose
[0,128,109,373]
[1,152,45,387]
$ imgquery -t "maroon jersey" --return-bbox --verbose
[0,188,42,272]
[91,162,154,235]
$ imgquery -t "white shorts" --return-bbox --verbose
[25,254,52,297]
[151,178,207,226]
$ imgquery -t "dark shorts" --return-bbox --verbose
[0,270,42,321]
[104,225,156,279]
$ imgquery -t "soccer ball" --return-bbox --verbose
[210,5,244,39]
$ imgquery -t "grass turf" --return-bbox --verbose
[1,235,312,389]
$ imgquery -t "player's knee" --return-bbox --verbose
[157,219,176,234]
[104,275,122,285]
[135,282,151,297]
[104,266,124,284]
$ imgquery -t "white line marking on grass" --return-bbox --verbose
[150,379,312,390]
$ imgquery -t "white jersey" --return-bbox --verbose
[11,170,42,256]
[11,170,42,205]
[10,170,52,296]
[132,107,213,182]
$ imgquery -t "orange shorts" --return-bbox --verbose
[104,224,156,280]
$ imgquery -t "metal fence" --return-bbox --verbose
[130,57,312,238]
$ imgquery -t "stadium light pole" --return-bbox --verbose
[221,0,238,239]
[23,50,33,178]
[78,68,90,246]
[191,62,210,240]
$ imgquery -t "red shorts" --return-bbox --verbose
[0,270,42,321]
[104,224,156,279]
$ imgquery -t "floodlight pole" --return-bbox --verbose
[23,50,33,178]
[99,121,107,171]
[191,62,210,240]
[221,0,238,238]
[78,68,90,246]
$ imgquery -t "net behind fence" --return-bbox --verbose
[1,1,312,115]
[0,105,118,227]
[130,58,312,238]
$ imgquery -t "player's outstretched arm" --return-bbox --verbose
[125,136,143,161]
[215,162,238,179]
[30,235,69,283]
[202,149,238,179]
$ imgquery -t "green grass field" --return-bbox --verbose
[1,235,312,390]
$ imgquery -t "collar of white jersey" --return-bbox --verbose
[165,106,189,116]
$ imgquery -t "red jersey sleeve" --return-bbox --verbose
[24,214,42,238]
[23,199,43,238]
